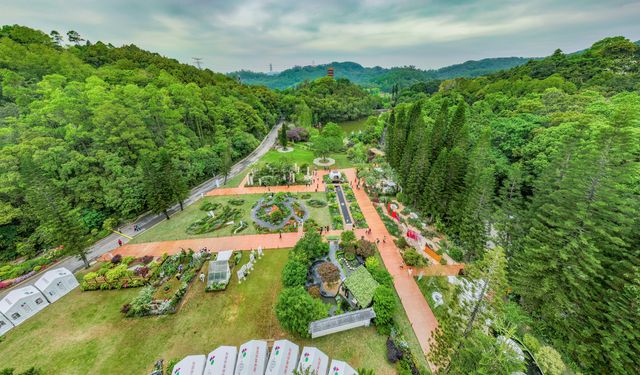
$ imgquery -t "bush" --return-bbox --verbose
[282,259,308,287]
[355,239,376,258]
[448,246,464,262]
[395,237,409,249]
[365,257,380,269]
[317,262,340,284]
[307,199,327,208]
[340,230,356,246]
[228,198,245,206]
[308,285,321,298]
[111,254,122,264]
[368,265,394,288]
[372,286,396,334]
[522,333,541,354]
[141,255,154,264]
[386,337,404,363]
[401,249,425,267]
[439,258,447,265]
[536,346,565,375]
[276,287,328,337]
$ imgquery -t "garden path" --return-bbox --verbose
[341,168,438,370]
[206,170,329,196]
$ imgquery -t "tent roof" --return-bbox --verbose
[266,339,299,375]
[329,359,357,375]
[34,267,73,290]
[298,347,329,375]
[236,340,268,375]
[204,345,237,375]
[172,354,206,375]
[216,250,233,262]
[343,266,379,307]
[0,286,42,313]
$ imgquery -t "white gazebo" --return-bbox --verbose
[265,339,299,375]
[172,354,206,375]
[328,359,357,375]
[34,267,79,303]
[234,340,268,375]
[204,345,237,375]
[0,312,14,336]
[298,347,329,375]
[0,286,49,326]
[329,170,342,182]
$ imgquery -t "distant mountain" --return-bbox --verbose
[230,57,535,91]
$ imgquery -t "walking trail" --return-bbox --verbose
[103,168,438,369]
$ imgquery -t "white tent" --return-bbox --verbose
[328,359,357,375]
[204,345,237,375]
[34,267,79,303]
[234,340,268,375]
[172,354,206,375]
[0,312,14,336]
[265,339,299,375]
[216,250,233,262]
[298,347,329,375]
[0,285,49,326]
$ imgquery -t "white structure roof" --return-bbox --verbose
[0,312,14,336]
[266,339,299,375]
[204,346,237,375]
[234,340,268,375]
[216,250,233,262]
[329,170,341,180]
[172,354,206,375]
[328,359,357,375]
[298,347,329,375]
[0,285,49,326]
[34,267,79,303]
[208,260,231,285]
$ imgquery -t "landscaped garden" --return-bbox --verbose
[0,250,403,375]
[245,160,310,187]
[81,254,158,291]
[129,193,331,243]
[252,192,308,233]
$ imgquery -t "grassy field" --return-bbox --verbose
[130,193,331,244]
[416,276,451,322]
[0,250,397,375]
[338,117,369,134]
[256,144,354,170]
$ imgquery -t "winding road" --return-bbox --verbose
[0,122,283,298]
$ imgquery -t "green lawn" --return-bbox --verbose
[0,250,396,375]
[338,117,369,135]
[416,276,452,322]
[255,144,354,170]
[130,193,331,244]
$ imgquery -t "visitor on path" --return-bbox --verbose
[118,239,123,246]
[383,236,386,243]
[199,272,205,282]
[376,238,380,244]
[279,231,282,239]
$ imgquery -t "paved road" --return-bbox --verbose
[0,122,283,298]
[334,185,353,226]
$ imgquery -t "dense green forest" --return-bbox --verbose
[384,36,640,373]
[231,57,535,91]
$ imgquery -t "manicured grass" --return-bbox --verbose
[416,276,451,322]
[221,168,250,188]
[130,193,331,244]
[0,250,395,374]
[255,144,354,170]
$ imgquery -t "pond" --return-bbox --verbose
[338,117,368,134]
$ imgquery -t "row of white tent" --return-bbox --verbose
[0,267,79,336]
[172,339,357,375]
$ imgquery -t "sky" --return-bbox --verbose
[2,0,639,73]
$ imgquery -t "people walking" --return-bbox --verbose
[117,239,123,246]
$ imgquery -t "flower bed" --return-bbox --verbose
[0,247,64,288]
[122,249,208,317]
[246,161,308,186]
[186,204,242,234]
[82,255,158,291]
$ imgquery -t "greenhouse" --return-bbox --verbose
[0,285,49,326]
[172,354,206,375]
[265,339,299,375]
[309,308,376,338]
[234,340,268,375]
[297,347,329,375]
[34,267,79,303]
[0,312,14,336]
[204,345,237,375]
[207,254,232,290]
[341,266,379,308]
[329,359,357,375]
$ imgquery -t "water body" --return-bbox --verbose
[338,117,368,134]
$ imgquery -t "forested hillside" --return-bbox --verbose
[384,36,640,373]
[231,57,534,91]
[0,25,286,261]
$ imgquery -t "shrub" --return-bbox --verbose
[536,346,565,375]
[365,257,380,269]
[369,265,394,288]
[386,337,404,363]
[33,265,42,272]
[340,230,356,246]
[307,199,327,208]
[522,333,541,354]
[395,237,409,249]
[317,262,340,284]
[127,286,154,317]
[372,286,396,334]
[141,255,154,264]
[276,287,328,337]
[401,249,424,267]
[355,239,376,258]
[282,259,308,287]
[439,258,447,265]
[300,193,312,200]
[111,254,122,264]
[122,256,136,265]
[448,246,464,262]
[228,198,245,206]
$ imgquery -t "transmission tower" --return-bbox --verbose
[192,57,203,69]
